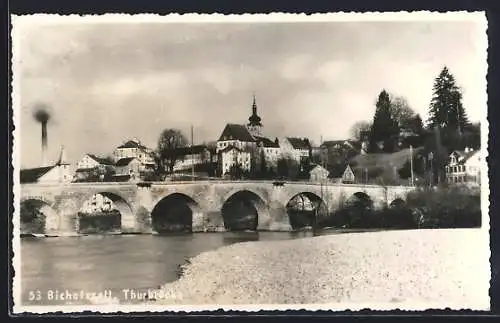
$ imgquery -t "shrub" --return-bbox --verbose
[406,188,481,228]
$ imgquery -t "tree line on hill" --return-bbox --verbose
[149,66,480,184]
[345,66,480,186]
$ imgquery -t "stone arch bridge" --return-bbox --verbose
[19,181,415,235]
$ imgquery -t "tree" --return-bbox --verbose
[228,163,244,180]
[390,95,416,131]
[369,90,399,153]
[349,121,372,141]
[408,114,424,135]
[427,66,469,136]
[156,129,188,175]
[277,158,289,179]
[259,150,268,179]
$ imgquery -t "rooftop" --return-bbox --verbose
[87,154,114,165]
[254,136,280,148]
[174,145,210,156]
[115,157,138,167]
[20,166,55,183]
[218,124,256,142]
[286,137,311,150]
[117,139,149,150]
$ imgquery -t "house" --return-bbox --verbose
[280,137,311,163]
[216,123,257,153]
[74,154,115,182]
[113,138,155,167]
[445,148,481,187]
[254,136,281,168]
[217,123,258,175]
[20,146,72,184]
[172,145,216,172]
[309,164,329,183]
[341,164,356,184]
[220,145,251,176]
[113,157,142,182]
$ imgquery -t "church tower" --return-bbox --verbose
[246,94,263,137]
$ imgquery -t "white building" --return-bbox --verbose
[445,148,481,187]
[76,154,114,170]
[113,138,155,166]
[220,145,252,175]
[20,146,72,184]
[309,164,329,183]
[173,145,215,172]
[254,136,281,168]
[279,137,311,162]
[113,157,142,181]
[217,123,258,175]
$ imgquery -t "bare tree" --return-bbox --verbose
[349,121,371,141]
[389,95,416,130]
[156,129,188,175]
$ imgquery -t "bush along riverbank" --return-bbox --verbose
[317,187,481,231]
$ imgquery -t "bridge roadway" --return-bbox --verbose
[19,180,415,235]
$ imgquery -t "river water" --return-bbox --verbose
[20,231,338,306]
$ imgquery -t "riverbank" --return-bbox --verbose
[153,228,489,310]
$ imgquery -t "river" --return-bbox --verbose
[20,230,344,306]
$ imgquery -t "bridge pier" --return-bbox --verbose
[258,203,292,232]
[194,211,225,232]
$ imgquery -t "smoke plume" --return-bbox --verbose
[32,104,51,166]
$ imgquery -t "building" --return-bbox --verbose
[219,145,252,176]
[341,164,356,184]
[280,137,311,162]
[113,157,142,182]
[74,154,115,182]
[216,123,257,153]
[217,123,258,176]
[20,146,72,184]
[254,136,281,168]
[113,138,155,166]
[309,164,329,183]
[172,145,215,172]
[445,148,481,187]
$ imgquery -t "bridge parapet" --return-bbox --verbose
[19,181,416,235]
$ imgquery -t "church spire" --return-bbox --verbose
[248,93,262,127]
[247,93,263,137]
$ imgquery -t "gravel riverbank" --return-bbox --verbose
[154,228,489,310]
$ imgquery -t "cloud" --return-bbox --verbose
[14,18,487,168]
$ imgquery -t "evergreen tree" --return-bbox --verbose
[428,66,469,134]
[369,90,399,153]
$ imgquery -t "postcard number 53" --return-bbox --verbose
[28,290,42,301]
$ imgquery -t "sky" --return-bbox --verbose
[13,15,488,168]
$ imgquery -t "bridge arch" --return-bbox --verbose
[346,191,374,209]
[151,193,201,233]
[285,192,328,230]
[221,190,266,231]
[389,198,406,208]
[78,192,134,234]
[19,198,60,235]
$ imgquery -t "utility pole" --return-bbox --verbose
[410,145,414,186]
[191,125,194,182]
